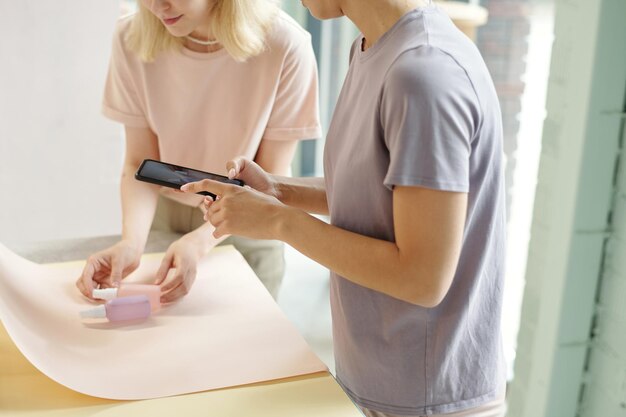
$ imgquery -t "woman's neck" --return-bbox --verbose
[343,0,427,50]
[182,7,221,53]
[183,34,222,53]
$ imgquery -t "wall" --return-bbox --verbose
[507,0,626,415]
[0,1,122,245]
[578,39,626,417]
[580,118,626,416]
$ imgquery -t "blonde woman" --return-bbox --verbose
[76,0,320,302]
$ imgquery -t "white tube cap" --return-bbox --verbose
[79,305,107,319]
[92,288,119,301]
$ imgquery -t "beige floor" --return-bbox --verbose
[278,245,335,373]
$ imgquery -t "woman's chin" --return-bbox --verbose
[163,27,189,38]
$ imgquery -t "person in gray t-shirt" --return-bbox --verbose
[181,0,507,416]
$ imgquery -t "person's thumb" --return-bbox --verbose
[227,156,250,179]
[154,253,173,285]
[109,258,124,286]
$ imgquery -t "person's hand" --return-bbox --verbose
[181,180,288,240]
[226,157,278,198]
[76,240,142,299]
[154,234,205,303]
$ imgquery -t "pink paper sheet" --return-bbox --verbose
[0,244,326,400]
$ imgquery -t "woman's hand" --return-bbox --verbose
[226,157,278,198]
[76,240,142,299]
[181,180,288,240]
[154,234,206,303]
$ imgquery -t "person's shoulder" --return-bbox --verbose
[109,13,136,55]
[265,10,312,53]
[385,45,472,97]
[113,13,135,41]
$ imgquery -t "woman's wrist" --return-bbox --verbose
[186,223,220,254]
[274,204,301,243]
[270,173,285,202]
[120,237,145,258]
[122,233,146,250]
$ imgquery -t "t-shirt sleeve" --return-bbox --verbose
[101,19,149,128]
[380,46,480,192]
[263,34,322,141]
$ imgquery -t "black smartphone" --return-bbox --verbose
[135,159,244,199]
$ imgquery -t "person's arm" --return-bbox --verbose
[253,138,298,176]
[273,176,328,215]
[277,186,467,307]
[119,126,161,252]
[228,147,328,215]
[182,181,467,307]
[154,218,226,303]
[76,126,161,298]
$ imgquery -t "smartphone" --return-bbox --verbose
[135,159,244,199]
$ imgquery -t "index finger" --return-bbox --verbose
[78,262,97,298]
[181,179,231,196]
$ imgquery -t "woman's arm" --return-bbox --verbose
[182,181,466,307]
[253,138,298,176]
[234,142,329,215]
[76,126,162,297]
[119,126,161,252]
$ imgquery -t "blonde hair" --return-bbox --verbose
[127,0,279,62]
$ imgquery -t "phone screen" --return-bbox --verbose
[137,159,243,189]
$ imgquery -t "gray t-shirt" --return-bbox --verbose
[323,5,506,416]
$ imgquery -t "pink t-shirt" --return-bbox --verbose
[102,11,321,206]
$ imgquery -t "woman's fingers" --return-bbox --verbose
[160,282,188,304]
[109,257,124,286]
[181,179,230,196]
[76,276,88,298]
[160,267,195,303]
[154,253,173,285]
[226,157,247,179]
[200,197,214,215]
[77,260,98,298]
[160,273,183,294]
